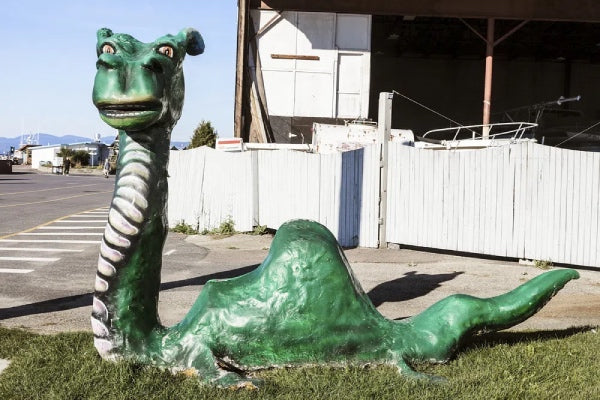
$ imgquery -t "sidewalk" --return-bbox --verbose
[36,165,106,176]
[1,232,598,334]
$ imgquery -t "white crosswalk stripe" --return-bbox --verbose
[0,257,60,262]
[38,226,105,230]
[0,247,83,253]
[0,268,33,274]
[0,208,106,274]
[0,239,101,244]
[52,220,107,223]
[16,233,104,236]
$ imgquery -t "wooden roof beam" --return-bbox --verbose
[251,0,600,23]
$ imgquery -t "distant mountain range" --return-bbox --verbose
[0,134,189,154]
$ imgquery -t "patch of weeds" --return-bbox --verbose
[534,259,553,270]
[216,218,236,235]
[170,221,199,235]
[249,225,269,235]
[201,217,236,236]
[227,246,239,250]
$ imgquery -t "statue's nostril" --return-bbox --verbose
[143,59,163,74]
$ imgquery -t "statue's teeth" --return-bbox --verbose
[112,197,145,224]
[92,297,109,321]
[97,255,116,277]
[115,186,149,209]
[104,223,131,248]
[121,149,153,165]
[100,240,124,263]
[116,175,149,197]
[120,162,152,181]
[95,275,109,292]
[93,337,114,358]
[109,208,139,236]
[91,316,110,337]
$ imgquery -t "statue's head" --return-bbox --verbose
[92,28,204,132]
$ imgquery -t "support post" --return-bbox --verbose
[378,92,393,248]
[234,0,249,139]
[482,18,494,138]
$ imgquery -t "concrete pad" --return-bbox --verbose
[0,359,10,375]
[187,233,273,251]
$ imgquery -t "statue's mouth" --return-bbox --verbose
[97,102,162,119]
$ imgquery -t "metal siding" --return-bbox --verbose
[255,10,371,121]
[167,148,254,232]
[319,152,341,235]
[257,150,321,229]
[385,143,600,268]
[167,147,207,228]
[359,144,380,247]
[335,14,370,50]
[168,142,599,266]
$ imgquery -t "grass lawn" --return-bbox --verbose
[0,326,599,399]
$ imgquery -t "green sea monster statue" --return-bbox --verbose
[91,28,580,388]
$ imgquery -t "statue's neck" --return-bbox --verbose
[93,127,172,352]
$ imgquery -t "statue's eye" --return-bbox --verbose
[101,44,115,54]
[158,45,174,59]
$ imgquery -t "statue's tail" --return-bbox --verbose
[402,269,579,363]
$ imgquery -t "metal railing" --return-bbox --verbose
[422,122,538,142]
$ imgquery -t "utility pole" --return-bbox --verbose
[378,92,393,248]
[482,18,495,138]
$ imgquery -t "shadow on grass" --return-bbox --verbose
[459,326,596,352]
[0,264,260,320]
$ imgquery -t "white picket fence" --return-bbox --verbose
[167,142,600,268]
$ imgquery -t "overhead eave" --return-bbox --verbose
[251,0,600,23]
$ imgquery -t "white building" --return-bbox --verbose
[30,142,109,169]
[69,142,109,167]
[30,144,61,169]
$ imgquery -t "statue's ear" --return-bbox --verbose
[97,28,113,42]
[178,28,204,56]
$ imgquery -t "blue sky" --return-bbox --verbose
[1,0,238,142]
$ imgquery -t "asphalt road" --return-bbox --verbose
[0,165,114,237]
[0,166,210,330]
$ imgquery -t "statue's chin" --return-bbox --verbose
[99,110,161,131]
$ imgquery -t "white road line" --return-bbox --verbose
[55,216,107,224]
[0,239,100,244]
[52,220,107,223]
[0,257,59,262]
[38,226,105,230]
[0,269,34,274]
[84,212,109,214]
[16,233,104,236]
[164,249,176,256]
[0,247,83,252]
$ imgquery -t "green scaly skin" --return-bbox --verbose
[91,28,580,387]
